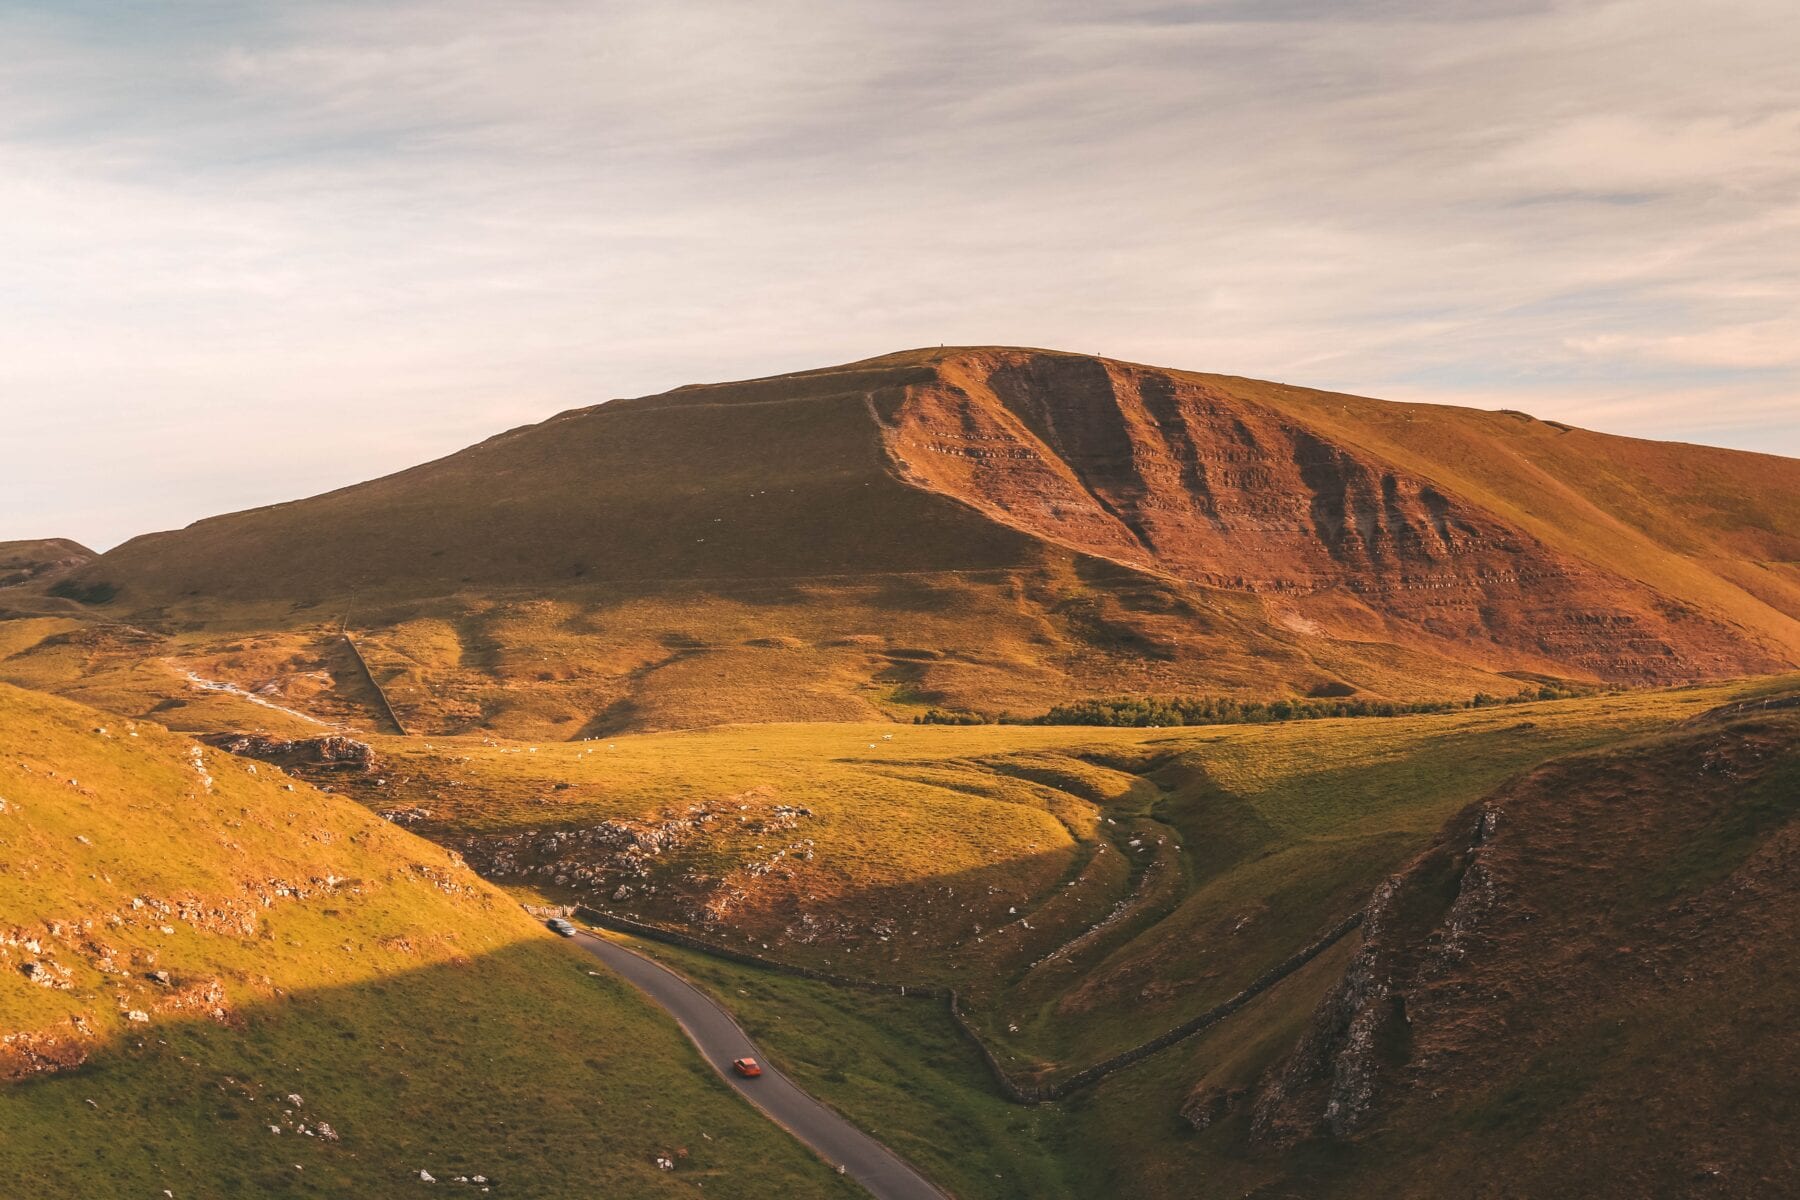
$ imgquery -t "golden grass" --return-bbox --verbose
[337,676,1775,1083]
[27,348,1795,735]
[0,683,858,1198]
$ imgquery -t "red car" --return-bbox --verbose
[732,1057,763,1078]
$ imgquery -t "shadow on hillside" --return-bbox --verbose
[506,820,1383,1082]
[1,936,854,1200]
[331,736,1431,1077]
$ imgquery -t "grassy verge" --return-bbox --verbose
[608,927,1366,1200]
[614,933,1077,1200]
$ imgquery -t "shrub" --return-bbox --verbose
[48,578,119,605]
[1027,685,1604,727]
[914,707,989,725]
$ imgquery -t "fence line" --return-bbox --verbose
[340,630,408,735]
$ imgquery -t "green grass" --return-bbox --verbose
[586,685,1800,1200]
[606,925,1365,1200]
[611,933,1076,1200]
[0,683,855,1198]
[5,664,1792,1198]
[332,679,1767,1087]
[1639,746,1800,903]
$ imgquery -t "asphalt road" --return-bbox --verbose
[571,931,950,1200]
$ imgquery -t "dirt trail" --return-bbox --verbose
[178,668,333,728]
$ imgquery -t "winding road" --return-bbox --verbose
[571,931,949,1200]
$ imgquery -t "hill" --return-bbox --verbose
[0,538,95,591]
[0,682,858,1198]
[1237,685,1800,1197]
[23,347,1800,736]
[493,682,1797,1200]
[266,679,1757,1097]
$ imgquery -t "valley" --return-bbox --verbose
[11,0,1799,1192]
[5,348,1798,1198]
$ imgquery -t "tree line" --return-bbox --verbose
[914,682,1606,727]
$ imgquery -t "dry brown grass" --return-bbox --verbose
[18,347,1794,735]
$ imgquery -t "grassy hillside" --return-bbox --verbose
[0,538,95,590]
[0,683,854,1198]
[1245,375,1800,657]
[516,682,1800,1200]
[0,569,1542,741]
[1244,685,1800,1197]
[18,347,1795,736]
[283,678,1763,1089]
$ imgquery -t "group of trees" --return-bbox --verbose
[914,682,1605,728]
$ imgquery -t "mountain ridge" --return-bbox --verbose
[23,347,1800,735]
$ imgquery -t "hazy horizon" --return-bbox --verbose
[4,0,1797,551]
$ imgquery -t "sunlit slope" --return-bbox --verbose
[0,683,852,1198]
[316,679,1762,1084]
[1226,372,1800,657]
[41,347,1800,732]
[73,360,1037,600]
[536,683,1800,1200]
[885,350,1799,678]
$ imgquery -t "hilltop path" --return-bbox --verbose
[573,931,950,1200]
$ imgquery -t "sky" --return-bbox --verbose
[2,0,1797,551]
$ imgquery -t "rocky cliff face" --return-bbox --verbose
[884,350,1781,682]
[1238,700,1800,1196]
[39,348,1800,724]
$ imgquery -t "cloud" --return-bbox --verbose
[1567,316,1800,370]
[0,0,1795,548]
[1485,112,1800,194]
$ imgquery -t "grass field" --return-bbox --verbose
[597,926,1363,1200]
[553,678,1800,1199]
[0,683,855,1198]
[6,620,1789,1197]
[0,563,1555,744]
[320,678,1767,1087]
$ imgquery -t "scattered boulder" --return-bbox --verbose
[1179,1085,1246,1132]
[381,807,432,827]
[203,732,378,773]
